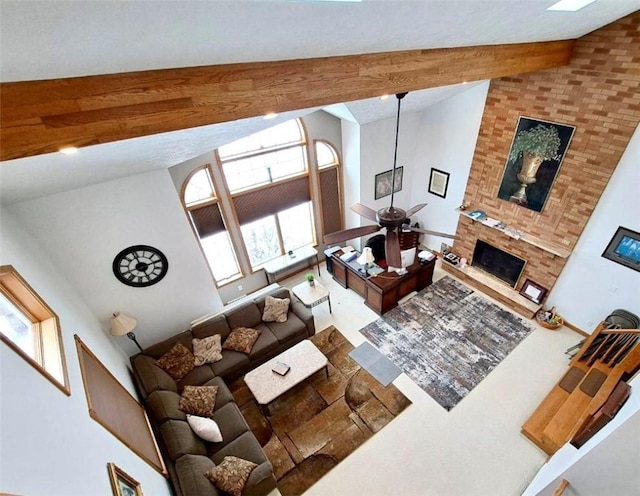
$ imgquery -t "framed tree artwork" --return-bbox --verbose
[428,168,450,198]
[497,116,575,212]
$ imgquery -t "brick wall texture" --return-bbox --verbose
[455,11,640,297]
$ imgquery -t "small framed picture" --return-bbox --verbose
[519,279,548,305]
[601,226,640,272]
[428,168,450,198]
[108,463,143,496]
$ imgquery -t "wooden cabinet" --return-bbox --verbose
[331,251,435,315]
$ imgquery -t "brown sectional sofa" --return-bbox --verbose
[130,285,315,496]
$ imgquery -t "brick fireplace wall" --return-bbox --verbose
[452,12,640,299]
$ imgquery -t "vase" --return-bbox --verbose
[308,280,315,287]
[510,152,544,206]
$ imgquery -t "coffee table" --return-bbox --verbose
[244,340,328,416]
[292,281,332,313]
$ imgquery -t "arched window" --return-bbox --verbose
[219,119,316,269]
[315,140,343,238]
[183,167,241,283]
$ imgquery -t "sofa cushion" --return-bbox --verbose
[264,312,307,344]
[146,390,187,424]
[187,414,223,443]
[247,325,279,360]
[192,315,232,342]
[223,327,261,354]
[208,403,250,454]
[131,354,177,396]
[175,454,220,496]
[179,385,219,417]
[242,462,278,496]
[161,420,207,461]
[193,334,223,366]
[156,343,196,381]
[211,431,269,466]
[177,364,216,394]
[261,295,290,323]
[205,456,258,496]
[210,351,250,379]
[226,302,262,330]
[144,330,193,358]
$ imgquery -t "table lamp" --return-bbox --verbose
[110,312,143,352]
[357,247,375,276]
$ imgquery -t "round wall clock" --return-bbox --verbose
[112,245,168,287]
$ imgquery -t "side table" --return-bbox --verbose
[292,281,332,313]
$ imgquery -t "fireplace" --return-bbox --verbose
[472,240,526,288]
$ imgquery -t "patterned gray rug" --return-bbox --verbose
[359,276,533,410]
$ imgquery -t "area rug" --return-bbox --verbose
[359,276,533,411]
[228,326,411,496]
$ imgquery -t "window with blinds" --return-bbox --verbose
[315,140,343,238]
[221,121,316,269]
[183,168,241,283]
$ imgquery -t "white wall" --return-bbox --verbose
[0,210,172,496]
[548,123,640,332]
[342,120,362,245]
[409,82,490,250]
[8,169,223,353]
[357,82,489,251]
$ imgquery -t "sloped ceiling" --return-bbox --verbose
[1,0,639,204]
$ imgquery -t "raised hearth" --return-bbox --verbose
[442,262,541,318]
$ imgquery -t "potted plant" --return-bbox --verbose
[509,123,562,163]
[305,273,315,287]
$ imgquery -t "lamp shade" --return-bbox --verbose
[357,247,375,265]
[110,312,137,336]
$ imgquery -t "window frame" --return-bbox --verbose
[0,265,70,396]
[181,165,243,286]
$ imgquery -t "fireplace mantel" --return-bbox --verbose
[456,209,571,258]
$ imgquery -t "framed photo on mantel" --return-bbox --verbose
[519,278,548,305]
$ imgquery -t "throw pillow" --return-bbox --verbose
[179,385,219,417]
[262,295,290,323]
[186,414,223,443]
[222,327,261,354]
[155,343,195,381]
[192,334,223,366]
[204,456,258,496]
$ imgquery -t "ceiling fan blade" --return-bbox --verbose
[350,203,378,222]
[405,203,428,218]
[323,225,381,245]
[409,226,459,240]
[385,229,402,268]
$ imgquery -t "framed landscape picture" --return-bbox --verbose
[497,116,575,212]
[108,463,143,496]
[375,167,403,200]
[428,168,450,198]
[602,226,640,272]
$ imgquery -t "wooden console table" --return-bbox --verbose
[330,250,435,314]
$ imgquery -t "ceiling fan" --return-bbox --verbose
[323,92,458,268]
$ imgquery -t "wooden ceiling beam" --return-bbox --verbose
[0,40,574,161]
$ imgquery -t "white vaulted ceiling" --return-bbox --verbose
[1,0,639,204]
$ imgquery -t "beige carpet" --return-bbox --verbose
[228,326,411,496]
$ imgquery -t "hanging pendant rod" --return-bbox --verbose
[389,92,407,210]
